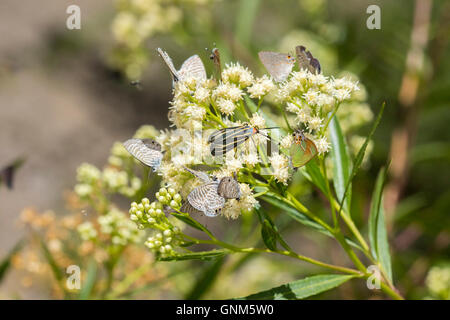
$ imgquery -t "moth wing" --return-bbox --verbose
[258,51,294,82]
[123,139,163,171]
[289,138,318,168]
[178,55,207,82]
[209,126,252,156]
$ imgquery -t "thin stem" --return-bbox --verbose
[320,156,338,229]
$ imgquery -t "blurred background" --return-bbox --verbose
[0,0,449,299]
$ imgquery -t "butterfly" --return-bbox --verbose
[208,124,277,156]
[0,158,25,190]
[258,51,296,82]
[295,45,321,74]
[157,48,207,85]
[123,138,163,172]
[289,130,318,168]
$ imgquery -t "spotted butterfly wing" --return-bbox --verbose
[295,46,321,74]
[289,131,318,168]
[187,181,225,217]
[217,176,241,200]
[123,138,163,172]
[258,51,295,82]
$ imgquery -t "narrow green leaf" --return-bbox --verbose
[330,117,352,213]
[40,239,64,282]
[237,274,355,300]
[337,102,385,217]
[261,220,278,251]
[0,240,23,282]
[158,250,228,262]
[301,160,327,194]
[171,212,212,237]
[235,0,260,47]
[186,256,225,299]
[79,260,97,300]
[260,193,363,251]
[368,167,392,282]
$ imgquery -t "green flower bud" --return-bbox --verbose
[159,187,167,195]
[142,198,150,205]
[163,230,172,237]
[169,200,178,208]
[168,188,176,196]
[173,194,182,203]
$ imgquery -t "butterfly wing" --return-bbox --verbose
[258,51,295,82]
[289,137,318,168]
[180,201,203,215]
[187,181,225,217]
[209,126,254,156]
[178,55,207,82]
[217,176,241,200]
[295,46,321,74]
[157,48,180,82]
[123,138,163,171]
[183,166,211,183]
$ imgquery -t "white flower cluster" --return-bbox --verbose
[77,208,144,246]
[98,208,144,246]
[77,221,97,241]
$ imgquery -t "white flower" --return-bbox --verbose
[194,86,210,103]
[247,75,275,99]
[307,116,323,131]
[332,88,351,102]
[225,158,243,172]
[280,134,294,149]
[222,62,254,87]
[243,153,260,167]
[184,104,206,120]
[309,73,328,87]
[249,113,266,128]
[303,89,320,105]
[216,98,236,115]
[315,137,331,155]
[213,83,244,102]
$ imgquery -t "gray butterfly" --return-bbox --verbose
[123,138,163,172]
[258,51,296,82]
[157,48,207,85]
[295,45,321,74]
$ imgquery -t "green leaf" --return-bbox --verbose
[261,220,278,251]
[337,102,385,216]
[79,260,97,300]
[368,167,393,282]
[40,239,64,282]
[0,240,23,282]
[158,250,228,262]
[186,256,225,299]
[301,160,327,194]
[171,212,213,236]
[235,0,260,47]
[236,274,355,300]
[329,117,352,213]
[260,193,363,251]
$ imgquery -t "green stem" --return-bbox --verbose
[320,156,338,228]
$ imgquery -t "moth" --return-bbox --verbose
[289,130,318,168]
[123,138,163,172]
[208,124,277,156]
[258,51,296,82]
[157,48,207,85]
[295,45,321,74]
